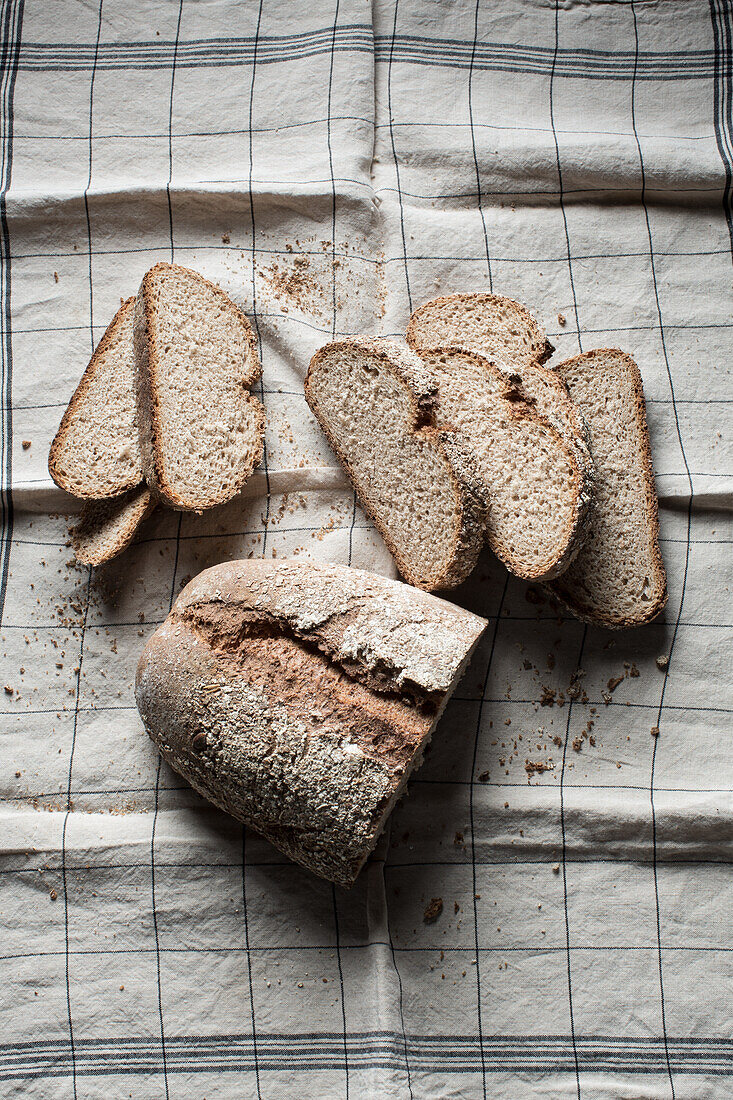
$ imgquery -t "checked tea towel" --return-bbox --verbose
[0,0,732,1097]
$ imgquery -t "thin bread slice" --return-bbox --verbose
[71,484,155,566]
[416,347,591,581]
[547,349,667,628]
[406,293,592,474]
[304,338,488,591]
[136,559,487,885]
[134,262,265,511]
[49,297,141,498]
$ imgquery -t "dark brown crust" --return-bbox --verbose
[71,484,155,566]
[548,349,668,628]
[304,339,486,591]
[135,262,263,512]
[416,345,592,582]
[406,292,554,366]
[48,297,139,498]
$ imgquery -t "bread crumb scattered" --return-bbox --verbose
[557,313,566,326]
[552,863,560,874]
[650,726,660,738]
[656,655,669,670]
[22,440,31,449]
[423,897,443,923]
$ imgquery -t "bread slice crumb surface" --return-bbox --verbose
[548,349,667,628]
[49,297,141,499]
[71,484,155,566]
[134,262,264,511]
[305,338,487,592]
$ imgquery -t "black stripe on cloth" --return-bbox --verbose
[8,31,717,79]
[710,0,733,254]
[0,0,24,627]
[0,1033,731,1080]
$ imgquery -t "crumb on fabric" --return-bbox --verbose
[423,898,443,924]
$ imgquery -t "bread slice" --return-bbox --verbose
[135,559,487,885]
[406,293,592,475]
[547,349,667,628]
[304,338,488,591]
[134,263,265,511]
[49,297,141,498]
[71,484,155,566]
[415,347,591,581]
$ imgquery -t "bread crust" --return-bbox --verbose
[49,297,140,499]
[415,345,593,582]
[547,348,668,628]
[304,339,488,591]
[135,559,487,885]
[134,262,264,511]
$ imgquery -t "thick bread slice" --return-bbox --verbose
[134,262,265,511]
[71,484,155,566]
[548,349,667,628]
[406,293,592,475]
[135,559,487,886]
[416,347,591,581]
[304,338,488,591]
[49,297,141,498]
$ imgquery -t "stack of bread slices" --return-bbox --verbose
[305,293,667,630]
[49,263,265,566]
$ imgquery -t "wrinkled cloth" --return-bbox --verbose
[1,0,732,1097]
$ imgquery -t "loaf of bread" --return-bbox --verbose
[135,559,487,885]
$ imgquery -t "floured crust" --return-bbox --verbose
[548,349,667,628]
[49,297,141,498]
[305,339,488,592]
[134,262,264,511]
[135,559,487,885]
[71,484,155,566]
[416,345,593,582]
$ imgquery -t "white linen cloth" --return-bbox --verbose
[1,0,731,1096]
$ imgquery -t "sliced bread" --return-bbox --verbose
[415,346,591,581]
[304,338,488,591]
[547,349,667,628]
[406,293,592,474]
[134,262,265,511]
[49,297,142,498]
[135,559,487,885]
[71,484,155,566]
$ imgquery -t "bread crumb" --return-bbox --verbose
[656,655,669,670]
[552,863,560,874]
[477,771,489,782]
[221,233,230,244]
[49,889,57,901]
[22,440,31,449]
[650,726,660,738]
[423,897,443,923]
[607,676,623,693]
[557,313,566,326]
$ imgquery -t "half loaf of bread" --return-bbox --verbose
[134,263,265,511]
[304,338,488,591]
[135,559,487,885]
[548,349,667,627]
